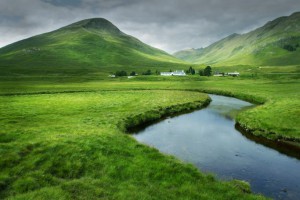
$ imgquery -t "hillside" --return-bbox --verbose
[173,12,300,66]
[0,18,184,77]
[173,48,204,62]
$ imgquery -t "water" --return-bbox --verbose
[133,94,300,200]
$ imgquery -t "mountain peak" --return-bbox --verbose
[62,18,122,34]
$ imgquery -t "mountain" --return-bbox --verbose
[173,12,300,66]
[173,48,204,61]
[0,18,184,76]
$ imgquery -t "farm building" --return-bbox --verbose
[213,72,240,77]
[161,70,186,76]
[227,72,240,77]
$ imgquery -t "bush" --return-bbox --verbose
[186,66,195,75]
[130,71,136,76]
[199,66,212,76]
[283,44,296,52]
[142,70,152,75]
[115,71,127,77]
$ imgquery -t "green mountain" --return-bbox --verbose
[173,12,300,66]
[0,18,184,76]
[173,48,204,62]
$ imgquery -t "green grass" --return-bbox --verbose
[0,90,266,199]
[0,18,189,78]
[0,14,298,200]
[1,64,299,199]
[1,66,298,141]
[173,12,300,66]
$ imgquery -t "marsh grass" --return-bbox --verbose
[0,90,267,199]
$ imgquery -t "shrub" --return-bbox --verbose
[142,70,152,75]
[115,71,127,76]
[283,44,296,52]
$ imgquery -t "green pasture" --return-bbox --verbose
[0,64,299,199]
[0,90,266,199]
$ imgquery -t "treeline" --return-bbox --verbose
[115,71,137,76]
[114,66,213,77]
[186,66,212,76]
[115,70,128,76]
[114,69,160,77]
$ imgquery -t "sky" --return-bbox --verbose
[0,0,299,53]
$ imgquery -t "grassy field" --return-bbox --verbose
[1,64,299,199]
[1,65,299,142]
[0,90,267,199]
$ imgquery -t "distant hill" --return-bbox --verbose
[0,18,184,76]
[173,48,204,62]
[173,12,300,66]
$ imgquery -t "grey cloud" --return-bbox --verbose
[0,0,299,53]
[41,0,82,7]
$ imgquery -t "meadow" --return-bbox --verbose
[1,65,299,141]
[0,90,267,199]
[0,64,299,199]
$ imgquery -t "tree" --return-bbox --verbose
[130,71,136,76]
[115,70,127,77]
[155,70,160,75]
[204,66,212,76]
[186,66,195,75]
[142,70,152,75]
[199,70,204,76]
[283,44,296,52]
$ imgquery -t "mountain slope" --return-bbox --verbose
[173,48,204,61]
[0,18,184,76]
[173,12,300,66]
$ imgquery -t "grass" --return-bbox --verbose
[1,85,299,141]
[0,15,299,200]
[1,65,299,141]
[0,69,298,200]
[0,90,266,199]
[173,12,300,66]
[0,18,189,78]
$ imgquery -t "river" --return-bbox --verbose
[133,94,300,200]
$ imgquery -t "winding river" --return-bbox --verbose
[133,94,300,200]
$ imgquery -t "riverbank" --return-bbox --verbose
[133,94,300,199]
[0,90,267,199]
[1,78,299,143]
[1,77,299,152]
[201,88,300,148]
[182,88,300,152]
[123,97,211,133]
[236,123,300,159]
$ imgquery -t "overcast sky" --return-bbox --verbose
[0,0,299,53]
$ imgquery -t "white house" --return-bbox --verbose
[213,74,224,77]
[161,70,186,76]
[227,72,240,77]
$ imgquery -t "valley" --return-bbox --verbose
[0,11,299,200]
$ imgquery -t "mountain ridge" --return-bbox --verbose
[61,18,124,35]
[0,18,185,77]
[173,11,300,66]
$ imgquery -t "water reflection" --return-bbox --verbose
[133,94,300,200]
